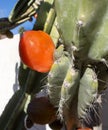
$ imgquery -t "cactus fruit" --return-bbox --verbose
[19,30,55,73]
[78,128,92,130]
[27,96,57,124]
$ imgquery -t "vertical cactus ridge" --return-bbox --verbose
[88,8,108,61]
[47,46,71,107]
[0,90,29,130]
[55,0,108,61]
[75,0,108,59]
[55,0,80,46]
[54,44,64,60]
[78,67,99,127]
[43,8,56,34]
[50,18,60,46]
[58,65,80,120]
[34,0,55,31]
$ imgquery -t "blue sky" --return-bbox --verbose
[0,0,36,34]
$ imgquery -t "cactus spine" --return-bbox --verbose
[47,45,70,107]
[78,67,98,126]
[58,65,80,120]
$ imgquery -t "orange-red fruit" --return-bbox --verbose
[19,30,55,73]
[27,96,57,125]
[78,128,92,130]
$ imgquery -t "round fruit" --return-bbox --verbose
[27,96,57,125]
[19,30,55,73]
[77,128,92,130]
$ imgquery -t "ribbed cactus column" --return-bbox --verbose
[58,65,80,120]
[55,0,108,129]
[47,45,70,107]
[78,67,99,127]
[55,0,108,61]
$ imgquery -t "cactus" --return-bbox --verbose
[78,67,99,127]
[0,0,44,38]
[54,0,108,129]
[58,65,80,120]
[0,0,108,130]
[47,45,70,107]
[0,90,29,130]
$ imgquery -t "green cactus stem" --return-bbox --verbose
[47,46,70,107]
[9,0,43,23]
[34,0,55,30]
[0,0,44,37]
[58,65,80,120]
[55,0,108,62]
[55,0,79,47]
[18,62,30,89]
[78,67,99,127]
[50,18,60,46]
[0,18,14,38]
[0,90,29,130]
[44,8,56,34]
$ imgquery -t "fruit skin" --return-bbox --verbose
[19,30,55,73]
[77,128,92,130]
[27,96,57,125]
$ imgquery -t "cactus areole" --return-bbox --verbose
[19,30,55,73]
